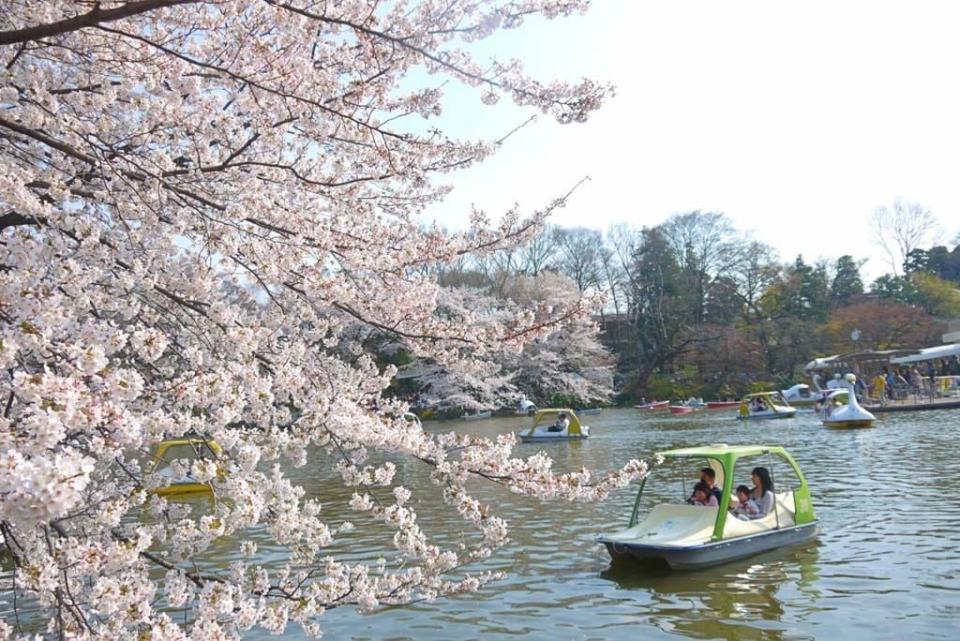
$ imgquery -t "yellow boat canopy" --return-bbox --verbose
[148,438,222,497]
[524,408,584,436]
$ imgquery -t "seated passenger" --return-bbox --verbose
[691,481,718,507]
[730,484,759,520]
[548,413,570,433]
[700,467,722,502]
[750,466,776,518]
[686,467,721,504]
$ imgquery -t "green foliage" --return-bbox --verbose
[829,255,864,307]
[872,272,960,317]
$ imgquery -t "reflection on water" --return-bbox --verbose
[5,409,960,640]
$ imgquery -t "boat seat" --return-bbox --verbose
[722,491,796,539]
[602,504,718,547]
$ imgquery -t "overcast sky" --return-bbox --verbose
[420,0,960,281]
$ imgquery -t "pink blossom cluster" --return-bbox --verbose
[0,1,645,639]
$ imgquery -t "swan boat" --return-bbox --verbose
[515,398,538,416]
[519,408,590,442]
[737,392,797,420]
[780,383,825,408]
[819,375,876,428]
[597,444,818,570]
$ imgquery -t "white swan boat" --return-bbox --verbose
[819,375,876,428]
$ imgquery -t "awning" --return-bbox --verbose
[890,344,960,364]
[804,349,921,371]
[804,355,839,371]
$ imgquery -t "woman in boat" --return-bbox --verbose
[750,466,775,518]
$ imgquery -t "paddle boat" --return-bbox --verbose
[634,400,670,410]
[706,400,741,410]
[670,397,706,414]
[737,392,797,420]
[148,437,223,497]
[819,374,876,428]
[576,407,604,416]
[461,410,493,421]
[519,408,589,442]
[516,397,538,416]
[597,444,818,570]
[780,383,825,408]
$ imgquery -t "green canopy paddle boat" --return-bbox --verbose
[597,444,817,570]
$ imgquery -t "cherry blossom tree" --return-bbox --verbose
[0,2,647,639]
[500,272,614,405]
[399,273,613,415]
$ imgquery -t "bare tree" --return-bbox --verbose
[518,225,559,275]
[870,199,940,275]
[553,227,605,292]
[658,211,746,324]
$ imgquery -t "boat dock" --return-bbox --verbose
[864,396,960,413]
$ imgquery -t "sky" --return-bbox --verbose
[418,1,960,282]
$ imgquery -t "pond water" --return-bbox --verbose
[309,408,960,641]
[4,408,960,640]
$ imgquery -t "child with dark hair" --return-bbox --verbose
[731,484,759,520]
[691,481,718,507]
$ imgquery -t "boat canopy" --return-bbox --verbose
[743,391,786,400]
[149,438,222,496]
[890,343,960,364]
[525,408,584,436]
[651,444,815,540]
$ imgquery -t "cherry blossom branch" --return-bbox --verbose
[0,0,203,46]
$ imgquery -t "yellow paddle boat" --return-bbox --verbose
[148,437,223,496]
[519,408,589,442]
[737,392,797,420]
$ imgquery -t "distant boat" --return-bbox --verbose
[519,408,590,442]
[576,407,603,416]
[736,392,797,420]
[820,376,876,428]
[461,411,492,421]
[706,400,740,410]
[669,405,695,415]
[635,400,670,410]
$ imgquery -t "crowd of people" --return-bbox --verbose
[866,356,960,403]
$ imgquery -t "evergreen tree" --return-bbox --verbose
[829,255,865,307]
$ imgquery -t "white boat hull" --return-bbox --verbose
[519,425,590,442]
[736,410,796,420]
[599,522,818,570]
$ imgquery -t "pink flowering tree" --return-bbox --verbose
[501,273,615,405]
[0,2,647,639]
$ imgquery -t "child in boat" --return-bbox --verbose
[731,484,759,520]
[691,481,718,507]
